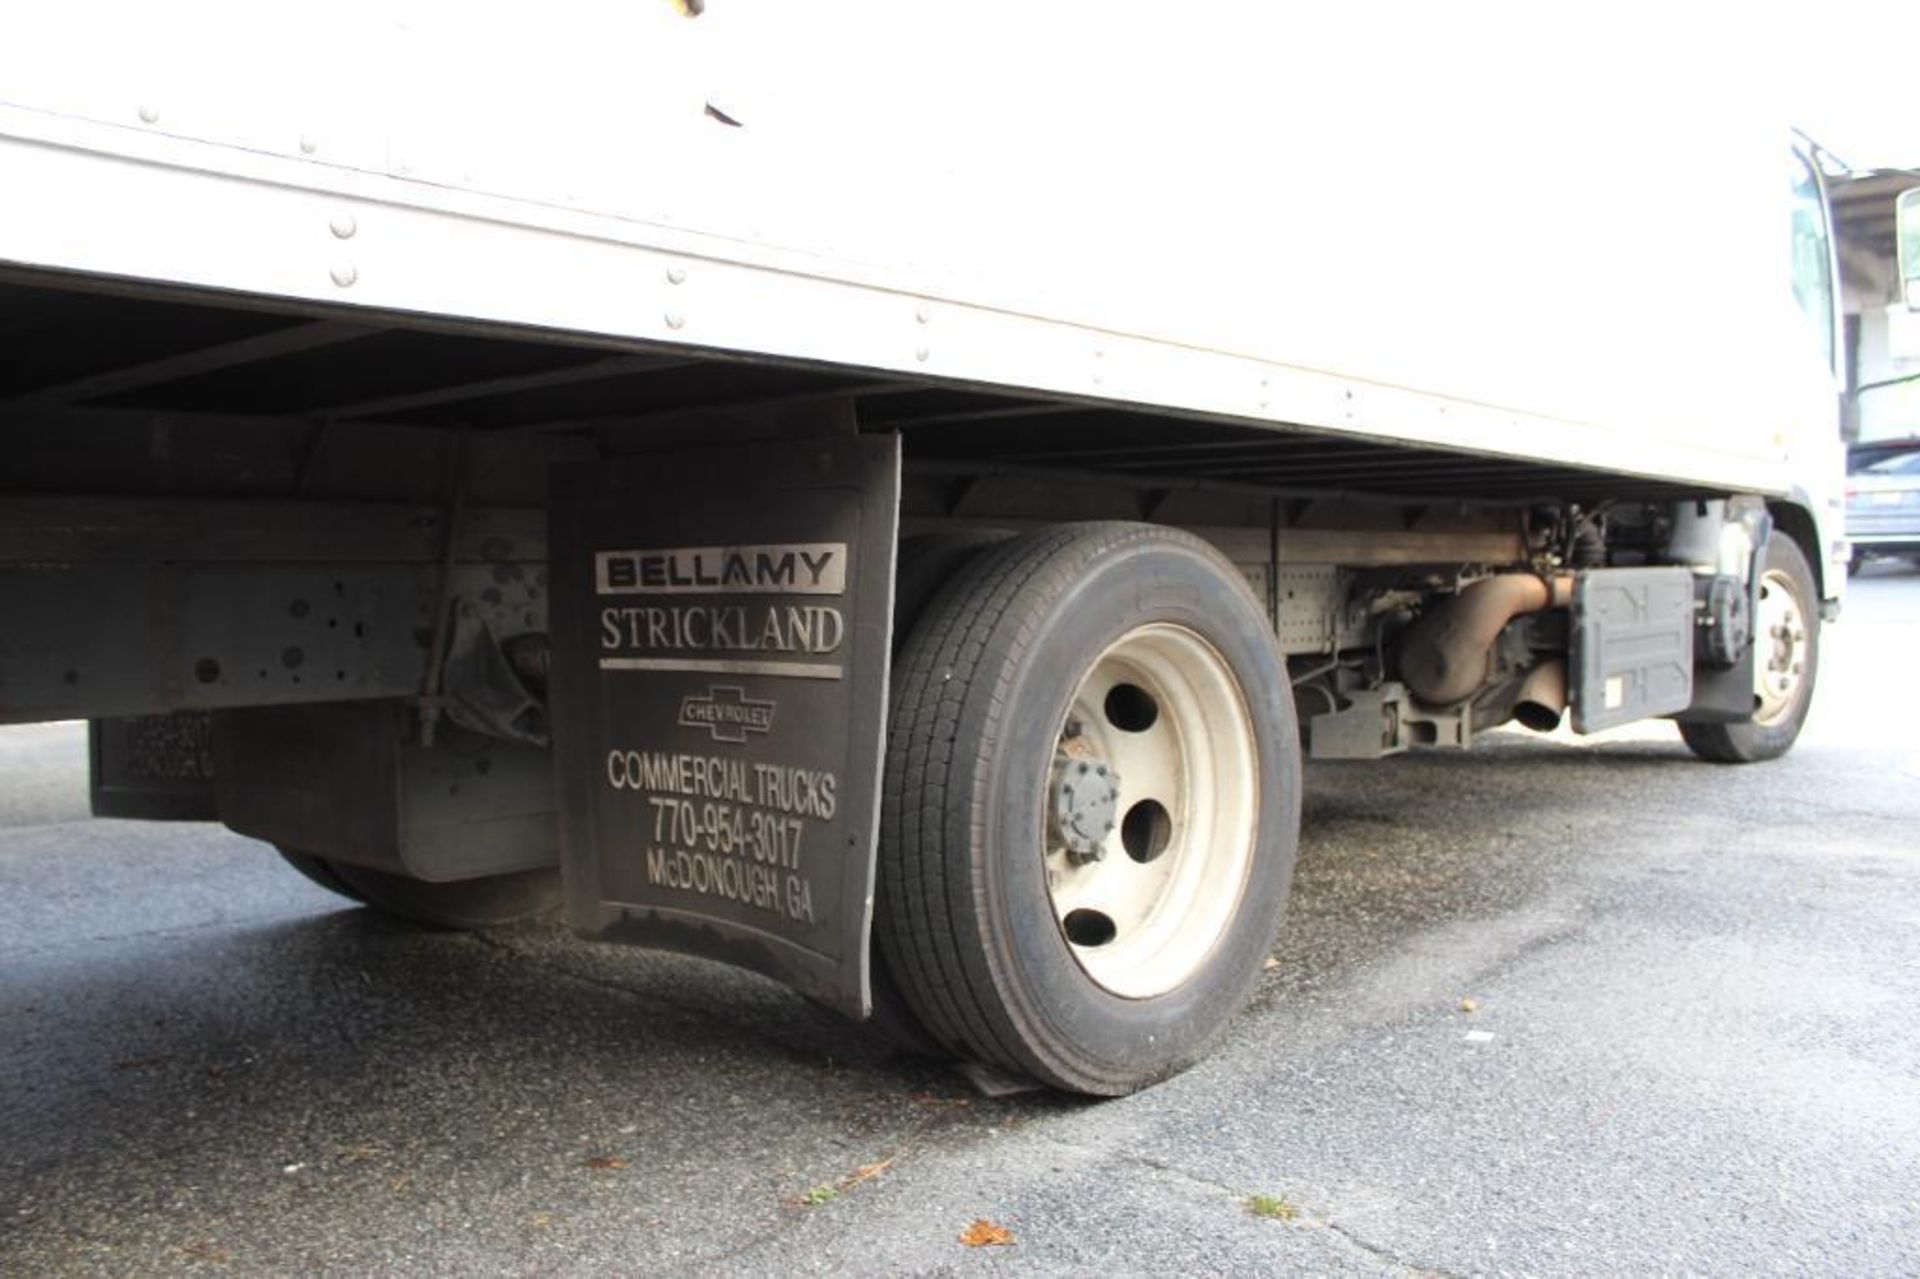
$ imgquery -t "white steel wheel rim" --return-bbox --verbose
[1043,623,1259,999]
[1753,567,1809,726]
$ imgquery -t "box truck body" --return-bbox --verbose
[0,4,1846,1091]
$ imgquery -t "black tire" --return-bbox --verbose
[892,530,1012,649]
[875,522,1301,1095]
[864,530,1015,1059]
[278,846,561,930]
[275,847,367,904]
[1680,535,1820,764]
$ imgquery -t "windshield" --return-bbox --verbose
[1864,450,1920,476]
[1790,150,1836,370]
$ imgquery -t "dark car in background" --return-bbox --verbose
[1848,442,1920,572]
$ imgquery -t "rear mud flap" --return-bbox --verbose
[548,436,899,1018]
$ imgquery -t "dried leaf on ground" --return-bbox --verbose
[960,1218,1015,1247]
[846,1156,895,1187]
[786,1153,898,1208]
[584,1155,629,1171]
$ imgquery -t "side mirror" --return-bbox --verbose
[1900,187,1920,310]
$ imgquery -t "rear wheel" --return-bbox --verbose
[275,847,366,904]
[876,522,1300,1095]
[276,846,561,929]
[864,530,1013,1058]
[1680,535,1820,763]
[893,530,1011,634]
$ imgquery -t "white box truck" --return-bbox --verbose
[0,4,1851,1093]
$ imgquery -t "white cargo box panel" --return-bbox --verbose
[0,3,1833,496]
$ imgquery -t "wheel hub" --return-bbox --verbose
[1753,567,1809,726]
[1050,755,1119,863]
[1041,622,1258,999]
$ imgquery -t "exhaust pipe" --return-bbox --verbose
[1399,572,1573,706]
[1511,658,1567,732]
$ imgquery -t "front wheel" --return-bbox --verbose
[1680,535,1820,764]
[875,522,1301,1095]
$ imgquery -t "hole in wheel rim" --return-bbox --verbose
[1121,799,1173,863]
[1048,622,1259,999]
[1062,908,1118,947]
[1103,682,1159,732]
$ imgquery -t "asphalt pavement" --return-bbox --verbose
[3,568,1918,1276]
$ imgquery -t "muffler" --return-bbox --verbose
[1511,658,1567,732]
[1398,572,1573,706]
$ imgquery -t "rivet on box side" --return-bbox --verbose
[329,214,357,240]
[330,262,358,288]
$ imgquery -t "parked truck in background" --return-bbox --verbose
[0,5,1858,1094]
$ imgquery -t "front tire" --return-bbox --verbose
[1680,535,1820,764]
[876,522,1300,1095]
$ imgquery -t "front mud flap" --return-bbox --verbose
[548,436,899,1018]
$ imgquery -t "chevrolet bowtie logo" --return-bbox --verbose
[677,685,777,743]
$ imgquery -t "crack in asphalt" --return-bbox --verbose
[1313,1214,1462,1279]
[1037,1133,1459,1277]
